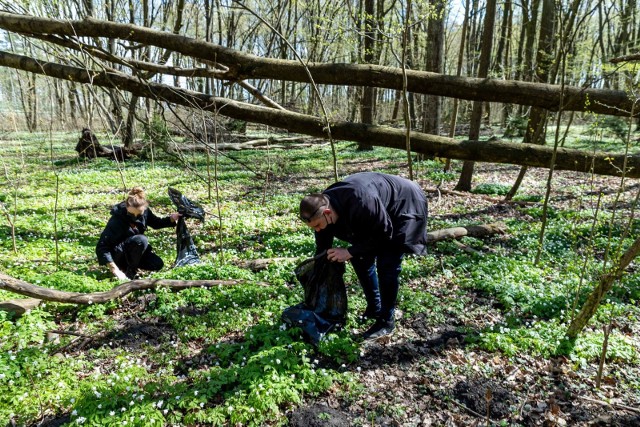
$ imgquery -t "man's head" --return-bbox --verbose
[300,193,334,232]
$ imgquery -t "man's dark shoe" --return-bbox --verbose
[362,318,395,340]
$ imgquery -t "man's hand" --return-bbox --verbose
[327,248,352,263]
[170,212,182,223]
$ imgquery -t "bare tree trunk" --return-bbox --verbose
[359,0,376,151]
[445,0,470,172]
[494,0,513,127]
[204,0,213,96]
[22,72,37,131]
[455,0,497,191]
[82,0,94,17]
[53,80,66,130]
[524,0,541,82]
[422,0,445,135]
[67,82,81,128]
[103,0,125,137]
[610,0,636,91]
[505,0,556,200]
[514,0,531,115]
[122,95,138,148]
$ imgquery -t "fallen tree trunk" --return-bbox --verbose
[425,222,507,242]
[236,223,507,271]
[0,223,506,304]
[0,50,637,179]
[236,258,301,272]
[0,298,42,317]
[174,137,319,152]
[0,12,636,117]
[0,272,267,305]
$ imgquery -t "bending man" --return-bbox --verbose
[300,172,428,340]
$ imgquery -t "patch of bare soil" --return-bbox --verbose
[33,414,71,427]
[288,403,351,427]
[56,294,179,371]
[298,314,640,426]
[453,378,516,419]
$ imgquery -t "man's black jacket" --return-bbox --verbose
[316,172,428,258]
[96,202,174,265]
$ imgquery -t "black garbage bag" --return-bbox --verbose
[282,252,347,345]
[168,187,205,220]
[168,188,205,267]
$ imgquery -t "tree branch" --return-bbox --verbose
[566,235,640,338]
[0,272,268,305]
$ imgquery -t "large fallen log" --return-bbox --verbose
[425,222,506,242]
[0,12,636,117]
[0,272,267,306]
[1,50,638,178]
[0,298,42,317]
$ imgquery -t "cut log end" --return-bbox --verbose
[0,298,42,318]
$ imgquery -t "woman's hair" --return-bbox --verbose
[125,186,149,209]
[299,193,329,222]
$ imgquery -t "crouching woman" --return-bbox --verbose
[96,187,180,280]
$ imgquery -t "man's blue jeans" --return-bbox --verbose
[350,252,404,322]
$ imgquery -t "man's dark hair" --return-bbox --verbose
[300,193,329,222]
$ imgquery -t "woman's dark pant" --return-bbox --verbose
[350,252,404,322]
[112,235,164,276]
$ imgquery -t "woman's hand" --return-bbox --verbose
[170,212,182,223]
[109,262,129,281]
[113,269,129,280]
[327,248,352,263]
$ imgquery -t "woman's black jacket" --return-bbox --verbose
[96,202,174,265]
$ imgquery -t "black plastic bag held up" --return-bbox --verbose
[281,252,347,345]
[168,188,205,267]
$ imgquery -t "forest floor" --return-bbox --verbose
[3,134,639,427]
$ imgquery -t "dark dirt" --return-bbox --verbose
[288,404,351,427]
[32,414,71,427]
[291,312,640,426]
[287,160,640,427]
[453,378,516,419]
[65,302,176,353]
